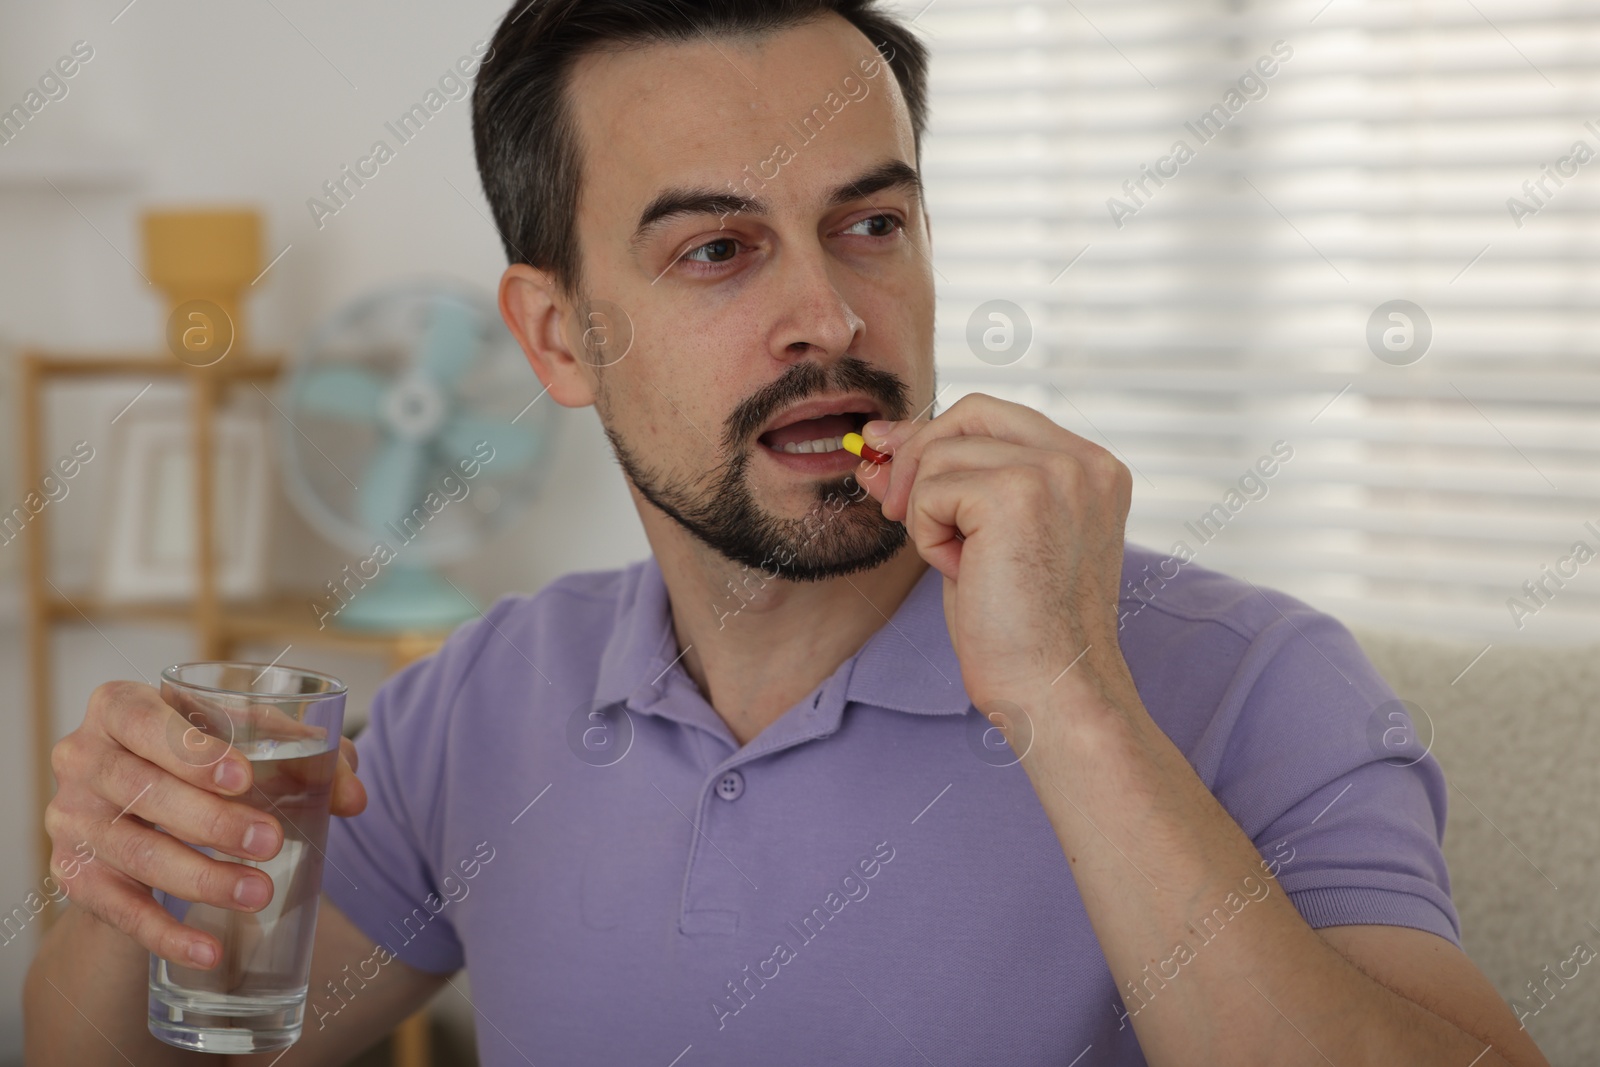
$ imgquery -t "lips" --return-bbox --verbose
[756,399,879,454]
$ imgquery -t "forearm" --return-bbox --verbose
[1021,684,1512,1067]
[25,903,207,1067]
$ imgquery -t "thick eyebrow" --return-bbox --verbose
[628,158,923,250]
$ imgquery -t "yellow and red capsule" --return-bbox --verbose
[841,432,891,465]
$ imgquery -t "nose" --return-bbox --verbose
[768,243,864,366]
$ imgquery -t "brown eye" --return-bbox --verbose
[686,238,739,264]
[844,214,901,238]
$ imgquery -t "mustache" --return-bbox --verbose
[722,357,912,452]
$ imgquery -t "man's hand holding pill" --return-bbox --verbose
[850,393,1139,723]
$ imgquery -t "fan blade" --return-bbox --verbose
[358,438,428,534]
[418,296,483,387]
[295,367,386,422]
[438,413,540,472]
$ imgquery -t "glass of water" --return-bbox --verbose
[148,661,348,1054]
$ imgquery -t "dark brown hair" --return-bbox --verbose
[471,0,929,296]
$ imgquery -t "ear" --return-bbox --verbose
[499,262,598,408]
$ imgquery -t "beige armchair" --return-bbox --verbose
[1351,627,1599,1066]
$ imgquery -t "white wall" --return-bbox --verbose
[0,1,650,1059]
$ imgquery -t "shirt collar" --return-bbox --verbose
[840,563,972,716]
[592,557,678,711]
[590,556,972,727]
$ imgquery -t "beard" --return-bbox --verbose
[602,356,913,582]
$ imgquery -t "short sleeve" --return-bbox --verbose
[321,602,509,974]
[1203,605,1461,946]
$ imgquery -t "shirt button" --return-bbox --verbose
[715,770,745,802]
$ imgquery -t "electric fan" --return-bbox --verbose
[277,281,553,630]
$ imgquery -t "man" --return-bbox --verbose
[26,1,1547,1064]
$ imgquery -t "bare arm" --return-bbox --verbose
[858,394,1549,1066]
[25,896,208,1067]
[26,893,445,1067]
[1019,702,1549,1067]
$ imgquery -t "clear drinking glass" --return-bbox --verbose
[147,661,348,1054]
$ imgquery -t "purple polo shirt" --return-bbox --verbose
[322,541,1459,1066]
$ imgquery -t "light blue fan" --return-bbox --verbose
[278,282,552,630]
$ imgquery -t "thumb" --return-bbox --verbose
[852,457,892,505]
[331,735,367,817]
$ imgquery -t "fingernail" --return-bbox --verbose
[214,759,247,792]
[187,940,217,968]
[862,419,893,443]
[233,875,270,909]
[242,822,278,859]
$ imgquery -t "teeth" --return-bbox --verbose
[779,436,845,455]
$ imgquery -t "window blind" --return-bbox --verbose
[894,0,1600,643]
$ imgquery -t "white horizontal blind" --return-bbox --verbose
[893,0,1600,643]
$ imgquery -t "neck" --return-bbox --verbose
[638,495,929,747]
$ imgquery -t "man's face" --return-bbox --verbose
[562,14,936,580]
